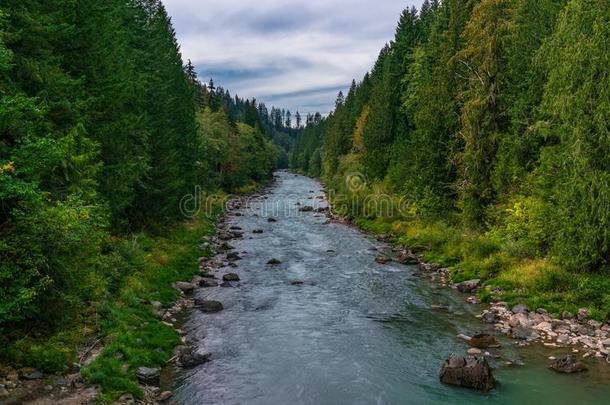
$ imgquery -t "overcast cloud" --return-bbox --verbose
[162,0,424,115]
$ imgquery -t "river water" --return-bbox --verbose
[173,172,610,404]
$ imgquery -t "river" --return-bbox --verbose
[172,171,610,404]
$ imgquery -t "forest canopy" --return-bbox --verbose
[291,0,610,274]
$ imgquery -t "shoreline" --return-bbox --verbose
[316,178,610,372]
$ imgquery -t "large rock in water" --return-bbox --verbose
[468,333,499,349]
[195,299,224,313]
[549,355,587,374]
[439,354,496,391]
[136,367,160,386]
[222,273,240,281]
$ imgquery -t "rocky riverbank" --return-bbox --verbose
[407,256,610,364]
[317,178,610,388]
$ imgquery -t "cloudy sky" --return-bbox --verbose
[162,0,424,115]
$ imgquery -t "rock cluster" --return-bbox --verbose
[480,302,610,361]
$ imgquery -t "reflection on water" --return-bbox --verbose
[173,172,610,405]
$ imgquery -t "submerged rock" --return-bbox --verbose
[439,354,495,391]
[195,299,224,313]
[549,355,587,374]
[136,367,160,386]
[290,280,304,285]
[199,278,219,288]
[267,217,277,222]
[469,333,500,349]
[253,229,264,234]
[267,258,282,265]
[299,206,314,212]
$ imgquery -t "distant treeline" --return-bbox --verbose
[0,0,287,330]
[292,0,610,272]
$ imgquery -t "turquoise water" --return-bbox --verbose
[173,172,610,404]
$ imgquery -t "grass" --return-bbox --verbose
[80,202,222,402]
[0,196,223,403]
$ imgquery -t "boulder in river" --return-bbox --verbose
[222,273,240,282]
[253,229,264,234]
[267,258,282,265]
[439,354,495,391]
[511,326,536,340]
[199,278,219,288]
[290,280,304,285]
[267,217,277,222]
[195,299,224,313]
[175,346,211,368]
[226,251,241,261]
[299,206,314,212]
[455,279,480,293]
[136,367,160,386]
[481,311,498,324]
[549,355,587,374]
[468,333,500,349]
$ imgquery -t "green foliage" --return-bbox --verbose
[0,0,278,381]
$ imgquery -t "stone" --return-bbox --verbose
[469,333,500,349]
[439,354,495,391]
[601,338,610,347]
[511,304,529,314]
[290,280,304,285]
[267,258,282,265]
[511,326,535,340]
[549,355,587,374]
[173,281,195,293]
[482,311,498,324]
[199,278,219,288]
[222,273,240,282]
[397,250,419,265]
[577,308,590,322]
[299,206,314,212]
[267,217,277,222]
[467,348,482,355]
[158,391,173,402]
[177,348,211,368]
[136,367,160,386]
[22,370,43,380]
[455,279,481,293]
[253,229,264,234]
[195,299,224,313]
[218,242,234,251]
[375,255,391,264]
[226,251,241,261]
[561,311,574,320]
